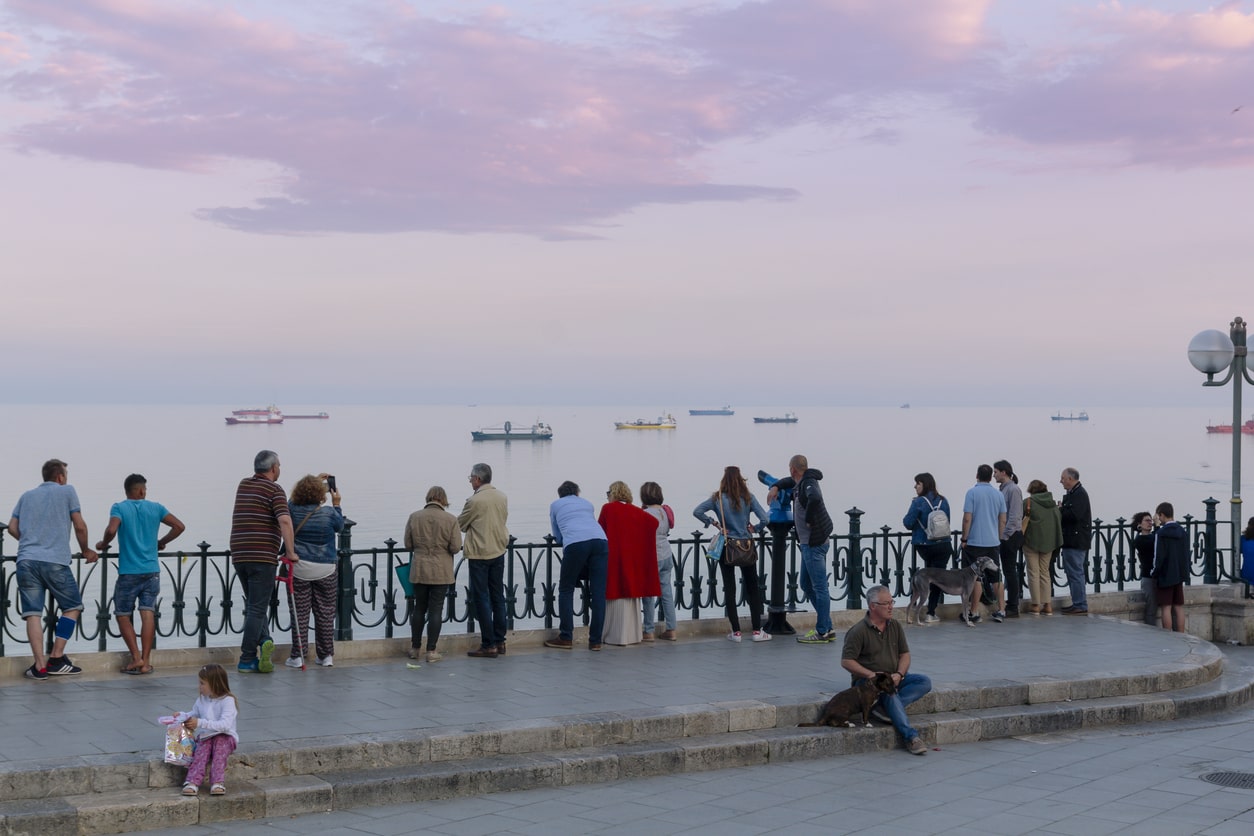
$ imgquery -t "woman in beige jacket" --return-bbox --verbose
[404,486,462,662]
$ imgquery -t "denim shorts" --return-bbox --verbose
[113,572,160,615]
[17,560,84,618]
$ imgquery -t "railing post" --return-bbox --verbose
[382,538,398,639]
[505,536,517,632]
[336,519,356,641]
[97,549,112,651]
[1203,497,1219,583]
[846,508,864,610]
[542,535,556,629]
[1091,517,1103,594]
[197,541,212,648]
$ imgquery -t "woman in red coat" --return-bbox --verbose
[598,481,660,645]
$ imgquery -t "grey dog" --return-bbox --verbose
[905,555,998,626]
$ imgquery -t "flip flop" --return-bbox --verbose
[123,665,154,675]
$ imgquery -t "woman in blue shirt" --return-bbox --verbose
[902,472,952,623]
[694,466,770,642]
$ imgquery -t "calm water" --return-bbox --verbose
[0,404,1249,550]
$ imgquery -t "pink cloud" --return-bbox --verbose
[971,2,1254,168]
[14,1,1248,236]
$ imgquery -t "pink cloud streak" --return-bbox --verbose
[3,1,1251,236]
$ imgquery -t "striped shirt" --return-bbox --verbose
[229,475,290,564]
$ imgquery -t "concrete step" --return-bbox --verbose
[3,656,1252,835]
[0,635,1228,807]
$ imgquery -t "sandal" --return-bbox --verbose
[182,783,198,796]
[210,783,226,796]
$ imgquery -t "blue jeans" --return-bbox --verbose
[1061,548,1088,609]
[469,555,508,648]
[235,561,276,663]
[17,560,83,617]
[113,572,160,615]
[799,542,832,634]
[558,540,608,644]
[858,672,932,743]
[643,554,676,634]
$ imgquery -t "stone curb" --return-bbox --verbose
[3,651,1253,834]
[4,662,1253,835]
[0,633,1226,806]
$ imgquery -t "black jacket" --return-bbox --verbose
[774,468,834,547]
[1059,482,1092,549]
[1152,521,1190,588]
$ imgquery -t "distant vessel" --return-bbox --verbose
[286,412,330,419]
[1206,415,1254,434]
[472,420,553,441]
[615,414,677,430]
[689,406,734,416]
[1051,411,1090,422]
[754,413,798,424]
[226,406,283,425]
[900,403,910,409]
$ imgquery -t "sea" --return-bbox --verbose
[0,404,1249,552]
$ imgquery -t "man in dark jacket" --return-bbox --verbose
[768,454,835,643]
[1058,467,1092,615]
[1151,502,1190,632]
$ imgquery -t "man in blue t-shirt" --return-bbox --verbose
[960,464,1008,623]
[96,474,185,675]
[8,458,98,679]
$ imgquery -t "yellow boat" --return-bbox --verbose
[614,413,677,430]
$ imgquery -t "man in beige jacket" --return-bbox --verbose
[458,463,510,658]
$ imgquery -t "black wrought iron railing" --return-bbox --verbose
[0,498,1240,657]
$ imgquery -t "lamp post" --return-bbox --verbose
[1188,316,1252,583]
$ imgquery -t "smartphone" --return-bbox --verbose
[326,475,337,494]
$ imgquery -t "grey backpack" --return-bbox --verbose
[924,497,950,541]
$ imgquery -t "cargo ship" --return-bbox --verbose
[689,406,733,416]
[753,412,798,424]
[1051,411,1089,422]
[1206,416,1254,434]
[226,406,284,425]
[472,420,553,441]
[614,414,677,430]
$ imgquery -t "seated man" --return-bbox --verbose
[840,584,932,755]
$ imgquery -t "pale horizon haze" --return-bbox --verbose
[2,1,1252,408]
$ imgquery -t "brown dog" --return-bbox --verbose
[799,672,898,728]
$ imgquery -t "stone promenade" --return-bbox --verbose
[1,610,1252,834]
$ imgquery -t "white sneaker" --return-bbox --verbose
[751,630,772,642]
[727,632,742,643]
[922,614,940,624]
[316,656,333,667]
[284,656,304,669]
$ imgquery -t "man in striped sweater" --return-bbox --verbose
[230,450,297,673]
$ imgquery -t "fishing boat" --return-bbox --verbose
[471,420,553,441]
[614,414,677,430]
[1206,415,1254,434]
[689,406,734,416]
[226,406,284,425]
[753,412,798,424]
[1051,411,1090,422]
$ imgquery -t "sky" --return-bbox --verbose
[1,0,1252,406]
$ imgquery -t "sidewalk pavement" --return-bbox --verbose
[0,614,1223,766]
[1,613,1252,835]
[136,682,1254,836]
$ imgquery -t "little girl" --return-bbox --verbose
[163,663,239,796]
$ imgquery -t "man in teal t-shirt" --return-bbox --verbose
[96,474,185,674]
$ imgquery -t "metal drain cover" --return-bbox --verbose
[1200,772,1254,790]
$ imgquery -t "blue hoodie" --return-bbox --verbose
[757,470,794,525]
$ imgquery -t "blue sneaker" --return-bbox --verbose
[258,639,275,673]
[237,660,259,673]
